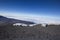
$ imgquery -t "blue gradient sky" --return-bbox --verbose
[0,0,60,24]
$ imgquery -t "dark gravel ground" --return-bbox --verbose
[0,25,60,40]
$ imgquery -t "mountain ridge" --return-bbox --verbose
[0,15,35,25]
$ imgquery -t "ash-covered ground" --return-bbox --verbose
[0,24,60,40]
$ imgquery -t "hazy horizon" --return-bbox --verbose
[0,0,60,24]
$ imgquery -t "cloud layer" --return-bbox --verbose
[0,11,60,24]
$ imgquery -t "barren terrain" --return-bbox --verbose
[0,24,60,40]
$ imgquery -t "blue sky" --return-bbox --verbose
[0,0,60,24]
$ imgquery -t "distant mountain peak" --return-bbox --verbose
[0,15,6,18]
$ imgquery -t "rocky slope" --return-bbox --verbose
[0,24,60,40]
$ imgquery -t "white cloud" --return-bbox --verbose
[0,11,60,24]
